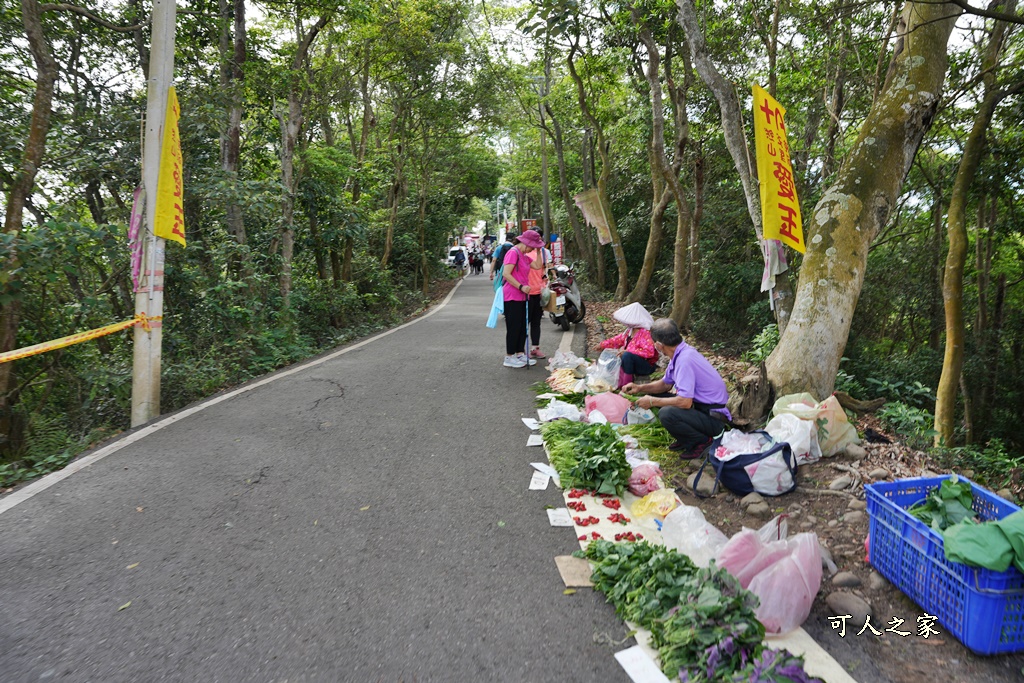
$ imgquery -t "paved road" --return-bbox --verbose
[0,275,630,682]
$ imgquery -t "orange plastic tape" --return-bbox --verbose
[0,314,163,364]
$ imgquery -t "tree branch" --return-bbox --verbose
[39,3,144,32]
[946,0,1024,24]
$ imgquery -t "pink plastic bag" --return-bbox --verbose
[748,533,823,634]
[628,463,663,496]
[716,530,791,588]
[584,392,631,423]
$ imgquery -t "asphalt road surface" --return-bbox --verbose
[0,274,632,682]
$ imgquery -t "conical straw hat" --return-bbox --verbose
[613,302,653,329]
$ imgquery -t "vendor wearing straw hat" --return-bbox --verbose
[623,318,731,459]
[598,302,658,388]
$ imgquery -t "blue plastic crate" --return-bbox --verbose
[865,475,1024,655]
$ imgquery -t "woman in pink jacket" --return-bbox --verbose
[598,303,658,388]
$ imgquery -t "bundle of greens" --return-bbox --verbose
[579,540,821,683]
[562,423,631,495]
[620,423,674,450]
[908,476,976,531]
[534,391,587,409]
[539,420,591,475]
[579,540,697,626]
[653,566,763,681]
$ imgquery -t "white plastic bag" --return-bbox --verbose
[586,349,622,393]
[765,413,822,465]
[749,533,823,635]
[537,398,582,422]
[661,505,729,568]
[625,406,656,424]
[772,393,857,457]
[548,350,588,371]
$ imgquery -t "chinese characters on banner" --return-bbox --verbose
[752,84,803,253]
[520,218,537,231]
[153,87,186,247]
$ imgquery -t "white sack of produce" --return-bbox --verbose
[765,412,822,465]
[586,349,621,393]
[661,504,728,568]
[537,398,582,422]
[772,392,858,457]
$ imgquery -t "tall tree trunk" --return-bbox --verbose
[545,103,593,267]
[277,14,329,309]
[676,0,795,333]
[765,0,958,400]
[628,22,671,305]
[934,0,1015,446]
[928,193,944,351]
[566,44,628,299]
[220,0,246,247]
[1,0,58,450]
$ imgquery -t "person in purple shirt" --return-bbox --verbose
[622,318,731,459]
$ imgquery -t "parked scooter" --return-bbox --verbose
[548,263,585,331]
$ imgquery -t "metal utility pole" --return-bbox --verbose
[131,0,176,427]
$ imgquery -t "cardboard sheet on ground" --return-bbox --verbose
[526,434,544,447]
[547,508,574,527]
[529,471,550,490]
[614,645,671,683]
[554,555,593,587]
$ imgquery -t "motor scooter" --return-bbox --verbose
[548,263,585,331]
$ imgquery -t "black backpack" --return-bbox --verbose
[493,241,514,270]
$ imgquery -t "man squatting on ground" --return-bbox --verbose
[621,318,732,459]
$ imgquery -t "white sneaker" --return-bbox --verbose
[504,355,527,368]
[516,353,537,366]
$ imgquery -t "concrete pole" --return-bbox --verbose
[131,0,176,427]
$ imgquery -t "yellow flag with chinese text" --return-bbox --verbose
[753,84,803,253]
[153,86,185,247]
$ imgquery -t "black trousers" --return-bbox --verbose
[504,299,527,355]
[529,293,542,346]
[621,352,655,375]
[658,402,726,450]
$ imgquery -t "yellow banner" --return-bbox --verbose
[0,314,162,364]
[153,87,185,246]
[752,84,804,253]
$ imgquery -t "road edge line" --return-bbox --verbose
[0,278,464,516]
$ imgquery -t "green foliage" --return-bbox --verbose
[863,377,935,408]
[741,324,779,364]
[876,402,937,449]
[934,439,1024,493]
[908,476,975,531]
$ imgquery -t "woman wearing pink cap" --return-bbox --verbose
[500,229,546,368]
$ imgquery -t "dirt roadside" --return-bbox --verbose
[584,301,1024,683]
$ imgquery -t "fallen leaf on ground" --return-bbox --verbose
[564,589,576,595]
[497,521,506,527]
[126,563,139,570]
[359,506,370,511]
[136,507,144,512]
[118,601,131,611]
[313,520,318,525]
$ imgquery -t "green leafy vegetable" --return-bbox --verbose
[908,476,976,531]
